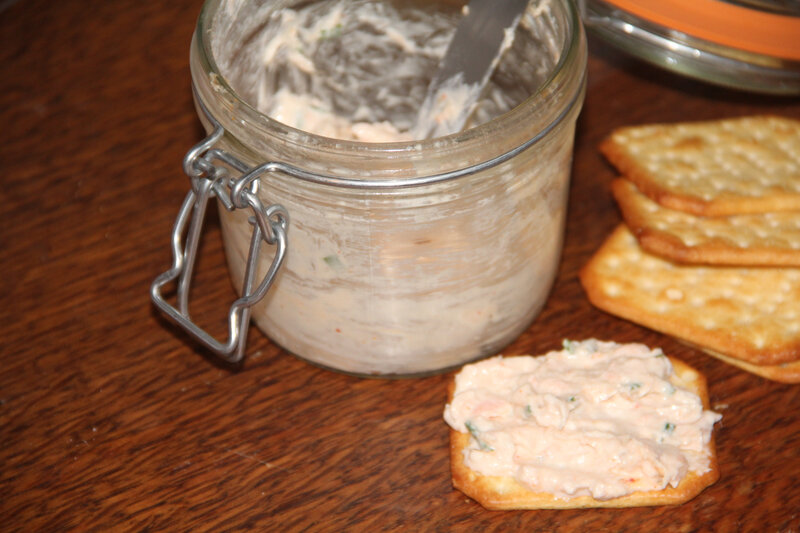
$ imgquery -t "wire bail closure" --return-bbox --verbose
[150,116,289,364]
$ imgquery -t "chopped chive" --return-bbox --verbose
[465,420,494,451]
[664,422,676,433]
[323,254,344,270]
[319,23,343,40]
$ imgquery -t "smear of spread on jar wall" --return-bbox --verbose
[213,0,557,142]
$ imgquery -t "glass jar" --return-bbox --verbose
[580,0,800,94]
[153,0,587,376]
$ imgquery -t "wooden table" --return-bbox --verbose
[2,1,799,530]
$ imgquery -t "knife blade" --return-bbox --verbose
[413,0,530,139]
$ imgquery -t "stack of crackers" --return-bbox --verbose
[580,115,800,383]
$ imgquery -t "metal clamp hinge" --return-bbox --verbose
[150,124,289,363]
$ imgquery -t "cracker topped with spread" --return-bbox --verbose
[444,340,722,509]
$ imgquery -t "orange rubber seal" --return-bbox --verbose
[602,0,800,61]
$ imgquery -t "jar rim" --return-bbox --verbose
[192,0,586,164]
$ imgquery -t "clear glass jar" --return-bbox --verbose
[580,0,800,94]
[180,0,586,376]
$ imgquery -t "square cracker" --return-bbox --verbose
[695,346,800,384]
[611,178,800,266]
[601,115,800,216]
[449,356,720,509]
[579,225,800,369]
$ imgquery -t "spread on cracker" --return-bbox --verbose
[443,339,721,509]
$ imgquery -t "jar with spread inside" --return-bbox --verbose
[152,0,587,376]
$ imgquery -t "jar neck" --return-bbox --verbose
[190,0,587,180]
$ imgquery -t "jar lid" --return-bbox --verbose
[582,0,800,94]
[605,0,800,60]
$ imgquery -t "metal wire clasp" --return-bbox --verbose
[150,123,289,364]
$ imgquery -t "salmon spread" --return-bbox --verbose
[444,339,722,500]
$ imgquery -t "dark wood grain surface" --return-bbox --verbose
[2,1,800,531]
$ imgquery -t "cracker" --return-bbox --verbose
[612,178,800,266]
[694,347,800,384]
[579,225,800,367]
[601,116,800,216]
[448,355,720,509]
